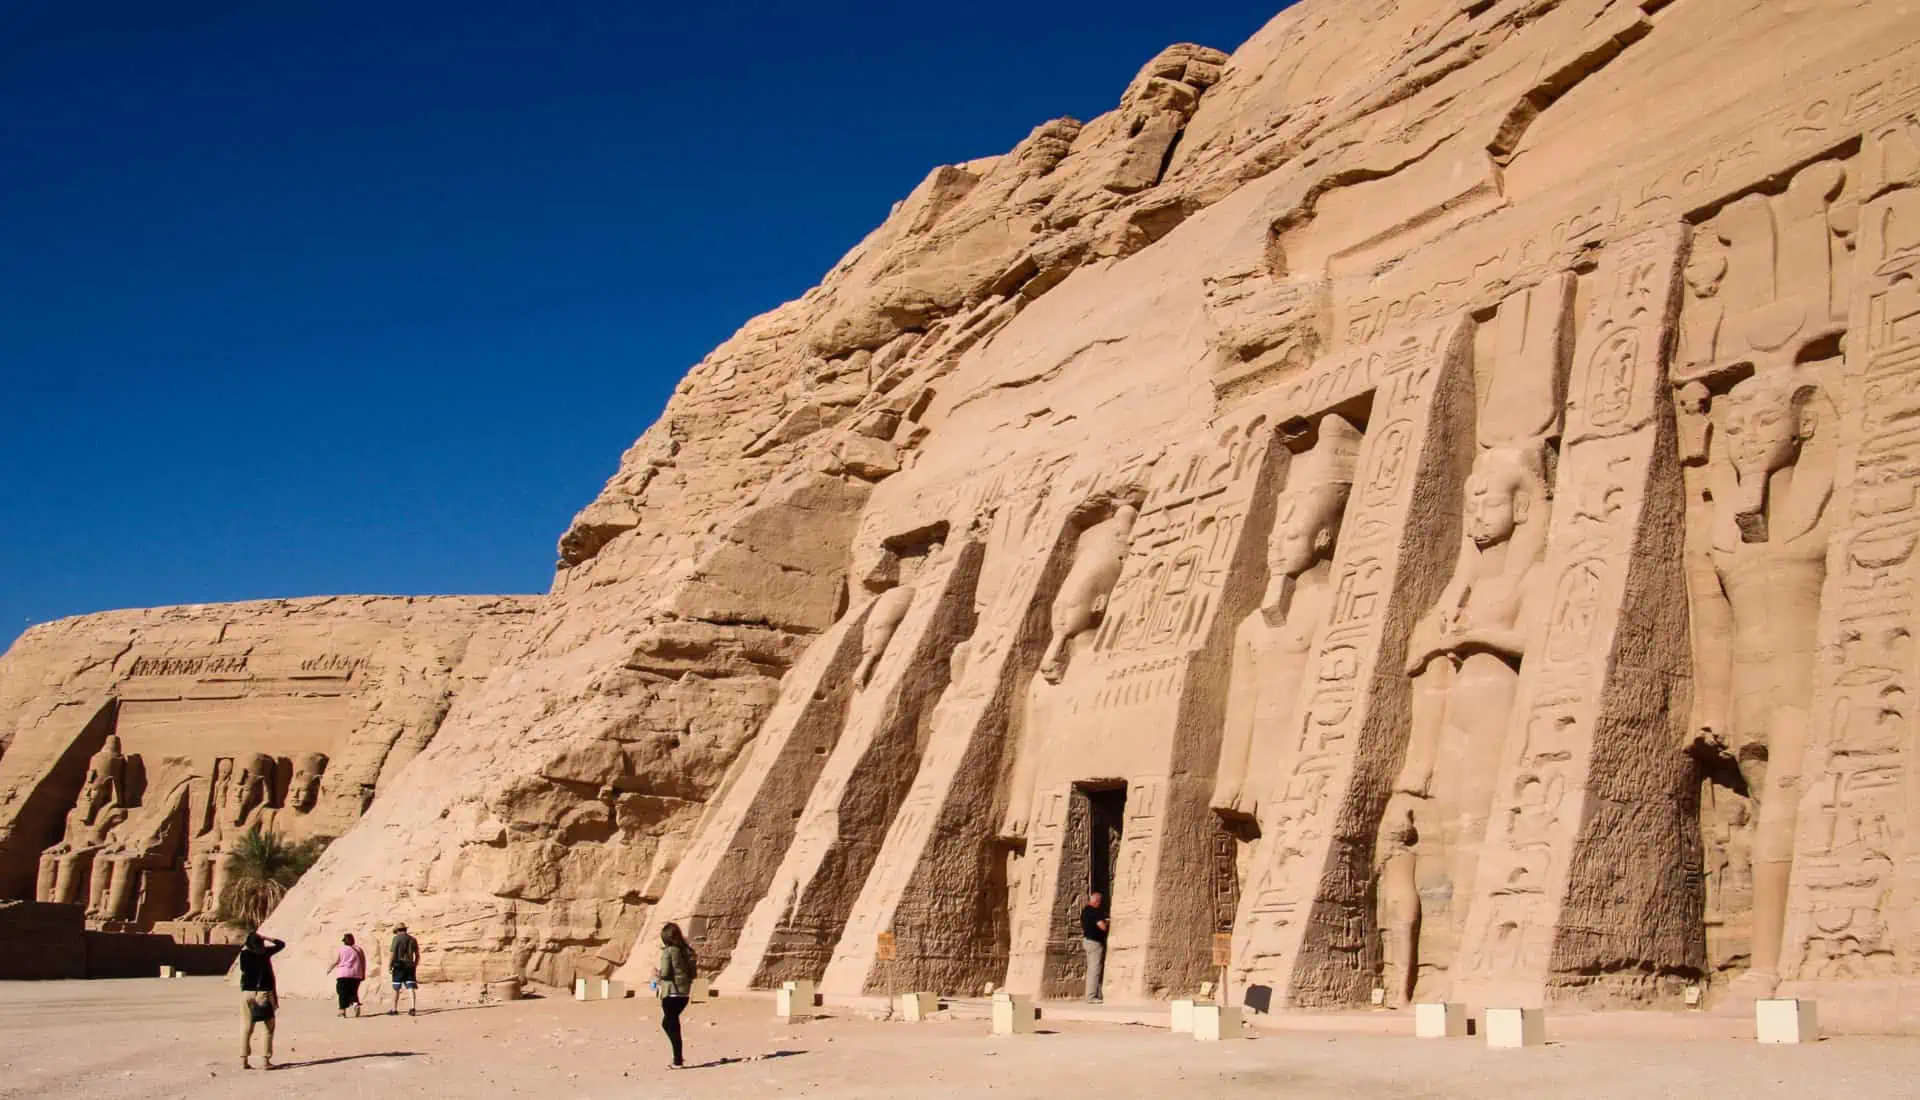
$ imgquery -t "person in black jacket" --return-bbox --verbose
[1080,891,1109,1003]
[237,933,285,1070]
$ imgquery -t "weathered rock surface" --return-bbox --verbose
[0,596,533,937]
[10,0,1920,1033]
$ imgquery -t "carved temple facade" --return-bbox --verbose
[612,20,1920,1027]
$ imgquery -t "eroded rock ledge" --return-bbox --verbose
[10,0,1920,1033]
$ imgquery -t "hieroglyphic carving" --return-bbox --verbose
[1451,227,1696,1007]
[1782,178,1920,984]
[1228,316,1473,1007]
[126,655,249,678]
[1213,418,1363,823]
[1345,46,1920,354]
[1373,274,1571,1006]
[720,540,983,989]
[1670,156,1858,989]
[1003,410,1282,999]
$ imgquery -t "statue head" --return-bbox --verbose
[1464,445,1546,550]
[1716,369,1822,529]
[226,753,275,827]
[288,753,329,813]
[1268,415,1363,581]
[77,735,125,819]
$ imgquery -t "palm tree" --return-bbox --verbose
[216,828,327,932]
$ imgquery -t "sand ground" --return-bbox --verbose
[2,977,1917,1099]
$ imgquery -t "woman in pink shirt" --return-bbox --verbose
[330,933,367,1017]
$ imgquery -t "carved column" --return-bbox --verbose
[619,605,869,980]
[1781,148,1920,1008]
[719,541,984,989]
[1228,316,1475,1009]
[820,485,1072,996]
[1001,412,1279,1001]
[1451,227,1702,1008]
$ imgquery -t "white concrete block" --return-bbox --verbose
[688,977,711,1003]
[1193,1003,1241,1041]
[1485,1007,1545,1048]
[158,965,175,979]
[573,977,597,1001]
[600,979,626,1000]
[1170,998,1197,1033]
[1414,1002,1469,1038]
[1756,998,1818,1044]
[991,992,1035,1035]
[898,991,938,1021]
[777,980,815,1019]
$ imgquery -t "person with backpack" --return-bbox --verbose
[237,932,285,1070]
[653,922,697,1069]
[388,923,421,1016]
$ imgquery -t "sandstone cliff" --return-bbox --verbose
[0,596,533,933]
[14,0,1920,1031]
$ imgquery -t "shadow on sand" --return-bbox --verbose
[271,1051,422,1070]
[684,1049,809,1070]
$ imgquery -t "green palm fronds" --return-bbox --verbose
[216,827,327,931]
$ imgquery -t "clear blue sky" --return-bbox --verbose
[0,2,1284,645]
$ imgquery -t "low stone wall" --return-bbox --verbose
[0,900,241,980]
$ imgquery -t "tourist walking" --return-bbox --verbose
[237,932,285,1070]
[389,923,421,1016]
[331,932,367,1017]
[653,922,698,1069]
[1081,890,1109,1003]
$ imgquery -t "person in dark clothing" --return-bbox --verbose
[652,922,698,1069]
[1080,891,1109,1003]
[389,923,421,1016]
[237,933,285,1070]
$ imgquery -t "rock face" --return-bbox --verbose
[0,597,533,939]
[1,0,1905,1031]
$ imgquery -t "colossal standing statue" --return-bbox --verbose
[1701,367,1835,989]
[1376,441,1553,1006]
[1211,414,1364,821]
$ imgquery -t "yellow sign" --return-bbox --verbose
[876,931,897,962]
[1211,932,1232,967]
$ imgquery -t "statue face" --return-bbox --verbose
[1719,381,1802,487]
[1464,471,1521,548]
[289,754,328,812]
[1269,485,1344,578]
[228,756,273,827]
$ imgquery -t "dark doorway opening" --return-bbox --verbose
[1084,785,1126,901]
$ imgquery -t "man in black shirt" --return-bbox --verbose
[237,932,285,1070]
[1080,891,1109,1003]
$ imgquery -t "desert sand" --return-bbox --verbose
[3,979,1917,1100]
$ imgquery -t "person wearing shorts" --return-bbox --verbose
[389,923,420,1016]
